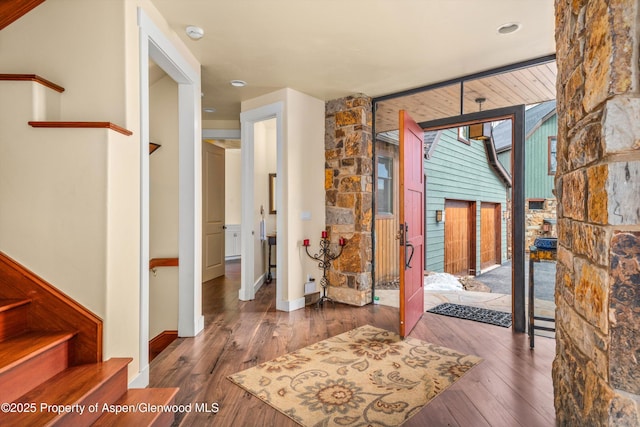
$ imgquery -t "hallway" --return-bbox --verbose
[149,262,555,426]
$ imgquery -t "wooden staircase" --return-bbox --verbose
[0,255,178,426]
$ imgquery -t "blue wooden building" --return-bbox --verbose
[421,128,510,275]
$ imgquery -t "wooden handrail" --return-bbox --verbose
[0,73,65,93]
[149,258,179,270]
[28,121,133,136]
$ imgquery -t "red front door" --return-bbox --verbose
[399,110,424,337]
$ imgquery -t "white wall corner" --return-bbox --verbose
[129,364,150,388]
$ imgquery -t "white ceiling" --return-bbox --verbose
[150,0,556,122]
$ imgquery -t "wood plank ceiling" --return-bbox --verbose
[375,61,557,133]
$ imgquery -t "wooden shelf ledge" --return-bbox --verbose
[0,74,65,93]
[149,142,161,154]
[28,121,133,136]
[149,258,179,270]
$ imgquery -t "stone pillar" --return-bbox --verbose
[554,0,640,425]
[525,198,558,249]
[324,95,373,306]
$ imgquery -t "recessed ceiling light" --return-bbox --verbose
[230,80,247,87]
[186,25,204,40]
[497,22,521,35]
[203,107,216,113]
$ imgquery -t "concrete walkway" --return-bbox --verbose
[477,259,556,302]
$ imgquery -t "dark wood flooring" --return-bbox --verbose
[149,261,556,426]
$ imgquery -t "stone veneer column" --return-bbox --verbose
[554,0,640,425]
[324,95,373,306]
[525,198,558,249]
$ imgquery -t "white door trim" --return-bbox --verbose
[135,8,204,388]
[239,102,284,306]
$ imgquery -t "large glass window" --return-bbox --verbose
[377,156,393,215]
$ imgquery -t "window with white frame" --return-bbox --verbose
[549,136,557,175]
[458,126,471,145]
[377,156,393,215]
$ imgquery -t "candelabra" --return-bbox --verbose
[303,232,345,307]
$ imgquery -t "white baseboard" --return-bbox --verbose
[195,315,205,336]
[129,364,149,388]
[276,296,305,312]
[254,273,264,293]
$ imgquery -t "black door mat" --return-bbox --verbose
[427,303,512,328]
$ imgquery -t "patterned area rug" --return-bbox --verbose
[427,303,512,328]
[227,325,482,426]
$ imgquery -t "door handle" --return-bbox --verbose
[400,222,414,269]
[222,225,227,229]
[405,241,415,269]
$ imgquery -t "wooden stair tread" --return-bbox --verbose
[0,299,31,313]
[14,357,132,404]
[93,388,180,427]
[0,358,132,426]
[0,299,31,343]
[0,331,75,373]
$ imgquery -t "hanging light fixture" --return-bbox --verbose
[469,122,492,140]
[468,97,492,140]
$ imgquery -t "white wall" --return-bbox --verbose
[148,74,179,339]
[241,89,325,309]
[0,82,109,316]
[203,120,240,130]
[225,148,242,224]
[0,0,126,124]
[284,89,326,303]
[264,122,278,234]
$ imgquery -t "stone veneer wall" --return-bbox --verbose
[554,0,640,425]
[324,95,373,306]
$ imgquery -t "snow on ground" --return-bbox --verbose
[423,273,464,291]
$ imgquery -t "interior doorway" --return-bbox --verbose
[239,102,283,305]
[202,141,226,282]
[137,7,204,387]
[201,129,242,279]
[148,63,180,364]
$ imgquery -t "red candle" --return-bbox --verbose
[321,231,328,238]
[303,239,310,247]
[339,237,345,246]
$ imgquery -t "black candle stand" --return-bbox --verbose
[304,237,344,308]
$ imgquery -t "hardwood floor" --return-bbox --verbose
[149,261,556,426]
